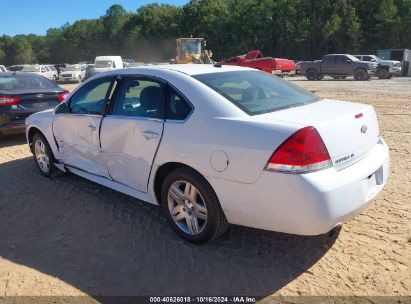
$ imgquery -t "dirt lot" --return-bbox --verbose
[0,77,409,301]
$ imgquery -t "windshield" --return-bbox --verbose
[65,65,81,71]
[194,71,321,115]
[0,75,58,92]
[180,39,202,55]
[95,60,112,68]
[8,66,25,71]
[22,66,41,72]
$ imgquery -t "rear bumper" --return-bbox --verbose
[209,137,389,235]
[1,111,36,134]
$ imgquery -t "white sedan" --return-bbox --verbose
[25,65,389,243]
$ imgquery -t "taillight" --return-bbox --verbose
[0,96,21,106]
[265,126,331,173]
[57,91,69,102]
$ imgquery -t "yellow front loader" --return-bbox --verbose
[171,37,214,64]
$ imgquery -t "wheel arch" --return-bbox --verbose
[152,162,211,205]
[27,126,45,153]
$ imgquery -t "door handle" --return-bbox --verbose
[142,130,159,140]
[88,124,97,131]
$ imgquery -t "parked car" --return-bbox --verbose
[299,54,378,80]
[0,72,67,134]
[221,50,295,75]
[354,55,402,79]
[25,65,389,243]
[21,65,58,82]
[94,56,123,73]
[58,65,86,83]
[0,65,7,72]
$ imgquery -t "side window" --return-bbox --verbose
[166,89,192,121]
[336,56,349,64]
[112,78,162,118]
[364,56,374,62]
[69,77,114,115]
[41,66,47,73]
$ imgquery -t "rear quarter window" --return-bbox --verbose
[193,71,320,115]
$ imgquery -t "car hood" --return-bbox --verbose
[378,60,401,65]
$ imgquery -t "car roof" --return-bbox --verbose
[122,64,254,76]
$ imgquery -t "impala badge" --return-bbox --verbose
[361,125,368,133]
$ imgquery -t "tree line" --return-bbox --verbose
[1,0,410,66]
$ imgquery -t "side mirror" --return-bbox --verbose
[55,102,69,114]
[346,59,351,63]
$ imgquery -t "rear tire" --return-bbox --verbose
[353,69,367,81]
[32,133,57,177]
[306,69,318,81]
[161,167,229,244]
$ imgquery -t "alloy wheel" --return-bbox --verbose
[34,139,50,174]
[167,181,208,235]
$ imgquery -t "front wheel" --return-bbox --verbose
[161,167,229,244]
[32,133,57,177]
[378,69,390,79]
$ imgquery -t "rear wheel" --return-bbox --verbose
[306,69,318,81]
[161,167,229,244]
[353,69,367,81]
[32,133,57,177]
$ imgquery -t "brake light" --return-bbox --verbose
[0,96,21,106]
[57,91,69,102]
[265,126,331,173]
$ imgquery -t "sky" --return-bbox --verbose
[0,0,188,36]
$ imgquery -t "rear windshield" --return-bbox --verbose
[0,75,58,92]
[95,60,112,68]
[193,71,320,115]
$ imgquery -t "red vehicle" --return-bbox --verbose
[221,50,295,75]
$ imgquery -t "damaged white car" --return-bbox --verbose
[26,65,389,243]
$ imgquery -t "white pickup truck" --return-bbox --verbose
[354,55,402,79]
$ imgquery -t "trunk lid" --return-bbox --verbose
[257,99,379,169]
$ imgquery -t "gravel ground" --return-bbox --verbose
[0,77,409,302]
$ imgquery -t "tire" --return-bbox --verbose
[353,69,367,81]
[377,68,389,79]
[161,167,229,244]
[341,76,347,79]
[306,69,318,81]
[332,76,341,80]
[32,133,57,177]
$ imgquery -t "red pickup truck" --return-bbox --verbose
[220,50,295,75]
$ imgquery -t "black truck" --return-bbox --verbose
[299,54,378,81]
